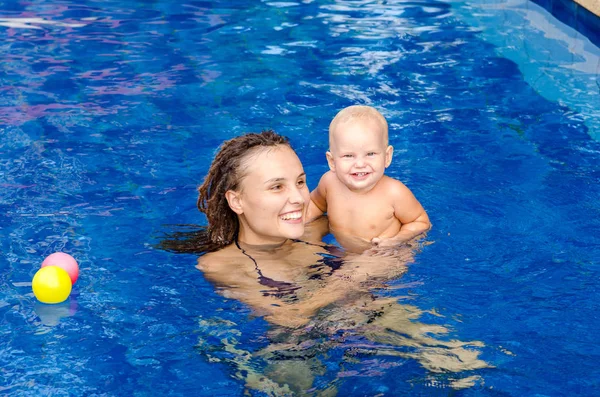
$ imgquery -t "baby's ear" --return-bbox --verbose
[326,151,336,172]
[225,190,244,215]
[385,145,394,167]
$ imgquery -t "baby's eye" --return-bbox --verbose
[342,154,353,158]
[367,152,376,156]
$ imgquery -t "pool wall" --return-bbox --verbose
[534,0,600,46]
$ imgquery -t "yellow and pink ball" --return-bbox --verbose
[32,252,79,304]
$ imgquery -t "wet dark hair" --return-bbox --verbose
[158,130,291,253]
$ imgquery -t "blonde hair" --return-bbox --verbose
[328,105,389,148]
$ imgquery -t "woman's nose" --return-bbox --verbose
[289,187,306,204]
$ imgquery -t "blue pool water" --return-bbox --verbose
[1,0,599,395]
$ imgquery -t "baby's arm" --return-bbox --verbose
[306,175,328,222]
[372,181,431,247]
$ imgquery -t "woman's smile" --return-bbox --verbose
[279,210,303,222]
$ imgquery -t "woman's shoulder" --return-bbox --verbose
[196,244,241,272]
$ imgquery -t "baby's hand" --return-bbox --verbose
[371,236,406,248]
[366,237,396,257]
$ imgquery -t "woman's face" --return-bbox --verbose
[230,145,310,246]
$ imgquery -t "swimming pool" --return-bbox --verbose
[1,0,599,395]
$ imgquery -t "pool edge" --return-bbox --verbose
[574,0,600,16]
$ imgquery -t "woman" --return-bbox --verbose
[161,130,345,327]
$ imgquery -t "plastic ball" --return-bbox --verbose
[41,252,79,285]
[32,266,72,304]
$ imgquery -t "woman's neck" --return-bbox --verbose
[235,228,289,250]
[235,238,289,252]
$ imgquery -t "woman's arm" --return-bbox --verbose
[301,215,330,244]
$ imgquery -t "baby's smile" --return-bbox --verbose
[351,171,371,179]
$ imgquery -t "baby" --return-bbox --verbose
[307,105,431,249]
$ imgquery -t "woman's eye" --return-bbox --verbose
[271,184,282,191]
[297,179,306,187]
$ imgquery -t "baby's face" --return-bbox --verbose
[327,118,392,193]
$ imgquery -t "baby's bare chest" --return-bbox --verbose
[326,192,398,236]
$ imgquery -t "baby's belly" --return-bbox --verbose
[329,228,371,253]
[330,216,400,240]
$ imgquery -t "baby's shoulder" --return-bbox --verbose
[317,170,340,190]
[379,176,411,196]
[320,170,337,183]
